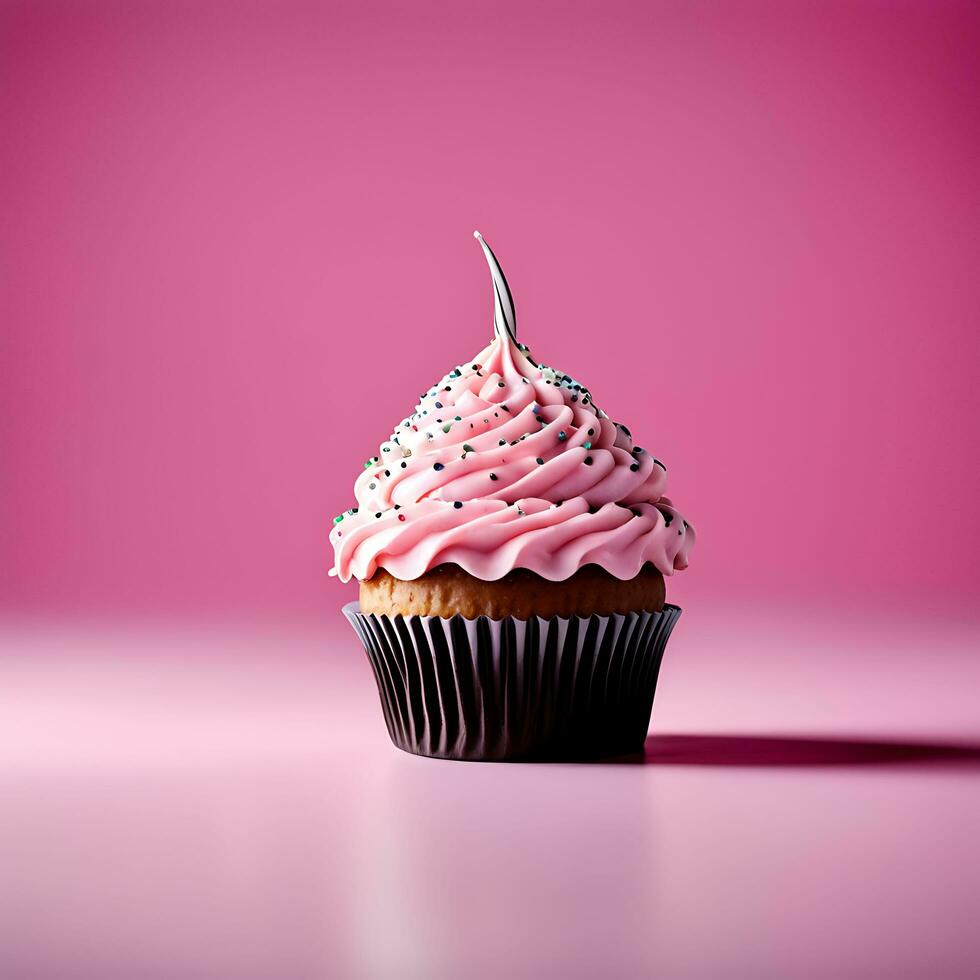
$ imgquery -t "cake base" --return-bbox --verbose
[359,563,666,620]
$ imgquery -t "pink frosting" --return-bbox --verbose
[330,331,695,583]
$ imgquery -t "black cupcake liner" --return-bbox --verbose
[343,601,682,762]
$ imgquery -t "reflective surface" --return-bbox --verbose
[2,605,979,979]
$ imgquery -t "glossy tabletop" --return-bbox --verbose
[2,603,979,979]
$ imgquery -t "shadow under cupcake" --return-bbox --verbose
[331,233,694,762]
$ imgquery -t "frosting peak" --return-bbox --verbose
[330,233,694,584]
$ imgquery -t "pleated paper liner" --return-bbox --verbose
[343,601,682,762]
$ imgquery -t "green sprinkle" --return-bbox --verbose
[462,444,475,453]
[583,441,592,450]
[332,514,344,525]
[442,424,452,433]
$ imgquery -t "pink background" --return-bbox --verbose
[2,6,980,979]
[2,0,978,616]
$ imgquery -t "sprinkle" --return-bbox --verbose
[489,473,498,481]
[433,463,444,471]
[442,424,452,433]
[501,405,509,412]
[654,459,667,471]
[435,401,443,409]
[583,442,591,450]
[400,461,407,468]
[384,469,390,476]
[584,456,593,465]
[571,395,578,402]
[558,431,567,442]
[375,512,382,519]
[332,514,343,525]
[368,482,376,489]
[394,504,400,509]
[454,415,461,421]
[462,444,475,453]
[444,386,451,391]
[454,501,463,509]
[471,364,479,370]
[497,381,505,387]
[350,508,358,514]
[630,463,640,472]
[536,457,544,465]
[587,428,594,436]
[398,514,406,521]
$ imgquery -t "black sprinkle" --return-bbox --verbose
[375,512,382,519]
[454,501,463,509]
[401,462,407,468]
[654,459,667,471]
[368,482,376,489]
[499,439,506,446]
[489,473,498,481]
[434,401,443,409]
[394,504,401,510]
[384,470,390,476]
[433,463,444,471]
[663,512,673,527]
[536,457,544,465]
[584,456,593,465]
[587,428,594,436]
[630,463,639,472]
[444,386,451,391]
[498,381,505,387]
[571,395,578,402]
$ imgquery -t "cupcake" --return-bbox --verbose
[331,232,694,760]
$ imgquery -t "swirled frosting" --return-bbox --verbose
[330,233,695,584]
